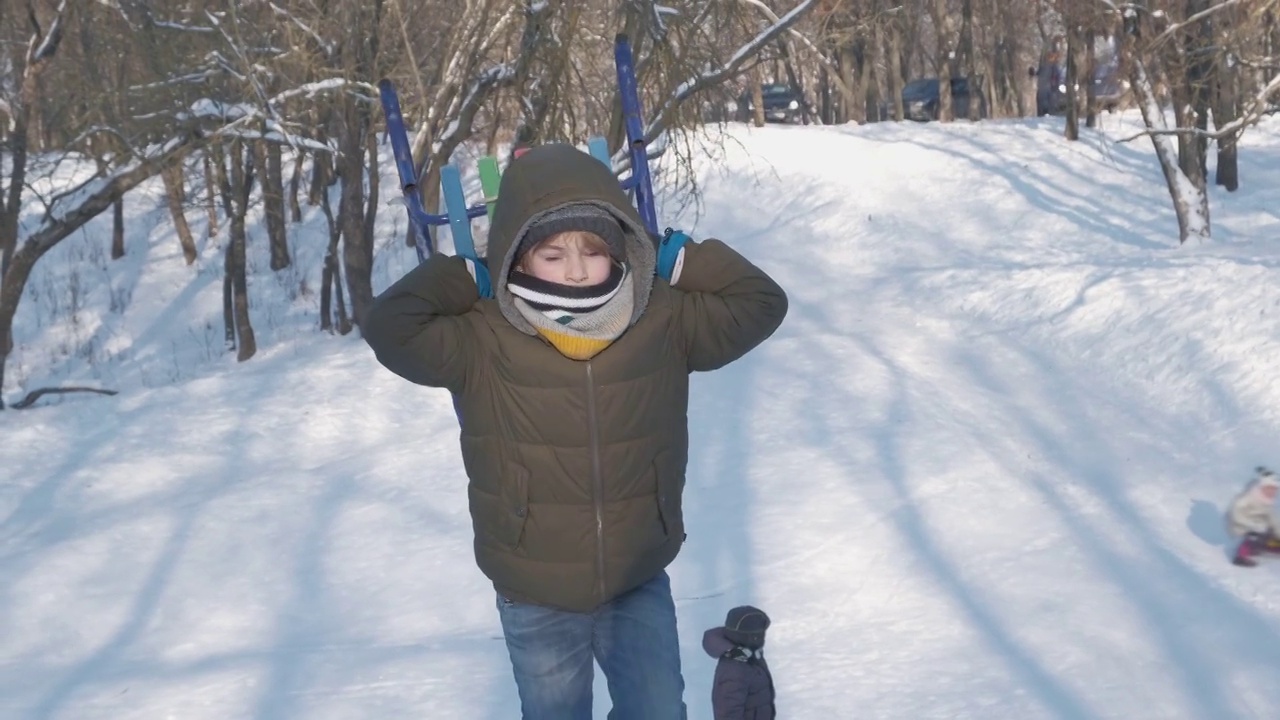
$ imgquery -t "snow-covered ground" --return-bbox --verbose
[3,111,1279,719]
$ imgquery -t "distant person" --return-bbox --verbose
[703,605,776,719]
[1034,43,1066,116]
[1227,466,1280,566]
[363,143,788,719]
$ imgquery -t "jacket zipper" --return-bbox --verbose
[585,361,606,604]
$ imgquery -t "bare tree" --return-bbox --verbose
[161,160,200,264]
[0,133,204,407]
[1101,0,1279,242]
[1111,0,1211,242]
[220,140,257,361]
[929,0,957,121]
[1,1,69,282]
[255,136,291,270]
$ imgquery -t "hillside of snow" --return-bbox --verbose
[3,111,1280,719]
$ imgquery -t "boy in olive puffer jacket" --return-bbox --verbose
[363,144,788,720]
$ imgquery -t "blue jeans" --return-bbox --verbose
[496,571,687,720]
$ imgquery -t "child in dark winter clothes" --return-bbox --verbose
[703,605,776,720]
[363,144,788,720]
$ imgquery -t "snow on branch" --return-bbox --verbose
[642,0,817,143]
[152,20,216,34]
[128,68,224,93]
[174,96,342,154]
[270,78,378,106]
[1116,71,1280,144]
[632,0,675,41]
[1147,0,1251,49]
[267,1,336,58]
[736,0,856,102]
[419,1,551,168]
[27,133,200,255]
[432,64,518,156]
[29,0,69,64]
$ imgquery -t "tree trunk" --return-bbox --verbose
[888,20,905,121]
[309,151,331,206]
[223,142,256,361]
[0,249,38,408]
[819,65,834,123]
[860,33,880,124]
[1126,39,1211,243]
[212,145,233,221]
[932,0,954,121]
[751,66,766,127]
[999,0,1026,116]
[1182,0,1213,190]
[777,38,815,124]
[1211,5,1241,190]
[1065,26,1080,140]
[835,47,854,124]
[110,197,125,260]
[256,140,290,271]
[161,162,198,265]
[318,159,346,334]
[487,104,504,155]
[202,151,219,237]
[339,107,375,327]
[220,147,236,352]
[2,4,68,282]
[1085,29,1098,128]
[848,40,867,124]
[288,151,304,223]
[1,104,30,281]
[363,128,380,270]
[961,0,979,120]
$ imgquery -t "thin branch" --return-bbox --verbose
[736,0,858,105]
[30,0,68,63]
[267,1,335,58]
[11,386,118,409]
[25,132,201,254]
[1114,71,1280,142]
[642,0,819,143]
[1147,0,1251,50]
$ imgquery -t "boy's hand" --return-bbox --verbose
[463,257,492,299]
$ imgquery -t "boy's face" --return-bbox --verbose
[517,231,613,286]
[1262,485,1277,502]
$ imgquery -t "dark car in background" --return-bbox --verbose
[1034,37,1129,115]
[882,77,988,121]
[738,83,806,124]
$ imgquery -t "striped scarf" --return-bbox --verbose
[508,263,634,360]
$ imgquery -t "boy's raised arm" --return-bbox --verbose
[671,238,788,372]
[362,254,480,392]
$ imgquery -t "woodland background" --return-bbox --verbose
[1,0,1278,407]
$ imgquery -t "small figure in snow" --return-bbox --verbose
[1227,466,1280,567]
[703,605,776,720]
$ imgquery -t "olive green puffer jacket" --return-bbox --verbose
[363,144,787,612]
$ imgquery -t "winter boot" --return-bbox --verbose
[1234,537,1260,567]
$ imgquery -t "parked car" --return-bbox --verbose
[1090,54,1128,110]
[883,77,988,121]
[738,83,806,124]
[1034,36,1129,115]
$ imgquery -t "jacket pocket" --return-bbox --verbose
[653,451,682,539]
[497,464,530,550]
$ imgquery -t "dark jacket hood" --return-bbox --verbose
[487,143,657,335]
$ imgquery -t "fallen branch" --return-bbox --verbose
[11,386,119,409]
